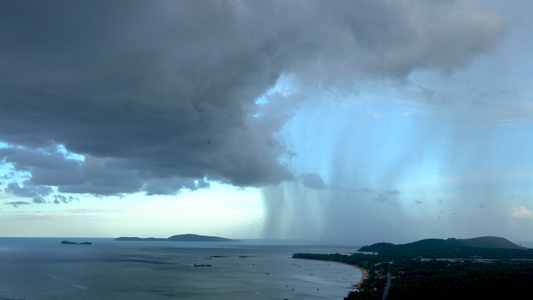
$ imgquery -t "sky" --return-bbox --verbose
[1,0,532,245]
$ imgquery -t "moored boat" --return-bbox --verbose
[194,263,212,267]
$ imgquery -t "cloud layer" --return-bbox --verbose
[0,1,504,199]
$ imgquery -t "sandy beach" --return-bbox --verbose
[353,266,369,288]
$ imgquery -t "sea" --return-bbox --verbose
[0,238,362,300]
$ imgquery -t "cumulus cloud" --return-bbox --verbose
[0,1,505,199]
[512,206,533,218]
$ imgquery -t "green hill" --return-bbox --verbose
[115,234,236,242]
[458,236,525,249]
[166,234,235,242]
[358,236,531,259]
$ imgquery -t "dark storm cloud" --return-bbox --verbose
[5,182,53,199]
[0,1,505,197]
[32,196,46,204]
[299,173,327,190]
[142,178,210,196]
[0,147,84,187]
[54,195,66,204]
[53,195,77,204]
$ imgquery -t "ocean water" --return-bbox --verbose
[0,238,362,299]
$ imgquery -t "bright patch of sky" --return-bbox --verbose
[0,182,262,238]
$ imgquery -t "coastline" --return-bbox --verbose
[292,257,369,289]
[353,265,369,288]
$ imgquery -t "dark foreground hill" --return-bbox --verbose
[294,236,533,300]
[115,234,236,242]
[358,236,531,259]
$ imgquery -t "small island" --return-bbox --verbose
[115,234,237,242]
[61,240,92,245]
[294,236,533,299]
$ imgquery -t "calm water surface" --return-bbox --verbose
[0,238,362,299]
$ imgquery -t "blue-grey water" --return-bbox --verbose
[0,238,362,299]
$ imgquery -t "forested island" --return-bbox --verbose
[115,234,236,242]
[294,236,533,299]
[60,240,92,245]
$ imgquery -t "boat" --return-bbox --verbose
[194,263,212,267]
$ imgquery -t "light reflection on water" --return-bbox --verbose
[0,238,362,299]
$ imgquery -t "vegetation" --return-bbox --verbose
[358,236,533,259]
[115,234,236,242]
[293,236,533,299]
[60,240,92,245]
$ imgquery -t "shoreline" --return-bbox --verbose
[292,257,369,289]
[353,266,369,288]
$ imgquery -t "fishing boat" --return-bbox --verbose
[194,263,212,267]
